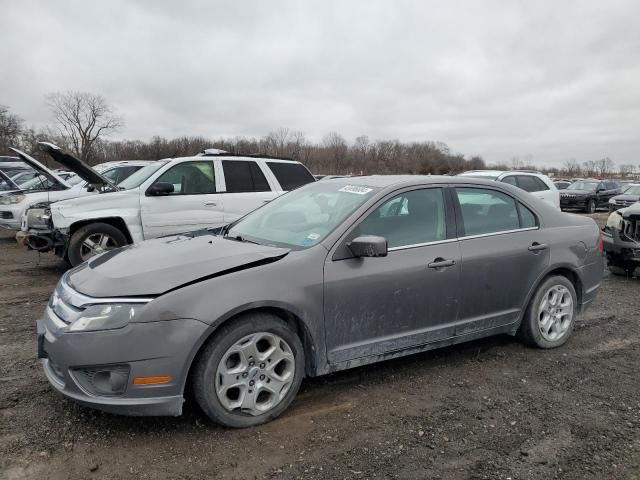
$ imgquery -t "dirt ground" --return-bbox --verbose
[2,212,640,480]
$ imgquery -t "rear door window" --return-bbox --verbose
[500,176,518,187]
[223,160,271,193]
[455,188,520,236]
[266,162,315,191]
[516,175,548,192]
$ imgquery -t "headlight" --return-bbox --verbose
[68,303,146,332]
[0,194,26,205]
[606,211,623,231]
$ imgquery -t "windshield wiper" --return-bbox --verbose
[225,234,260,245]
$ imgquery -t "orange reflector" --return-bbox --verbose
[132,375,173,385]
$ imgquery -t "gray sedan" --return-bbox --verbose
[38,176,604,427]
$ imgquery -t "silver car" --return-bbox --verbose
[38,176,604,427]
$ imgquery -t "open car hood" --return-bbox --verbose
[37,142,117,189]
[0,169,20,192]
[67,232,290,297]
[8,147,71,191]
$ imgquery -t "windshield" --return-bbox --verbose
[622,185,640,195]
[227,182,380,248]
[118,161,167,189]
[567,181,598,191]
[19,175,55,190]
[622,183,638,193]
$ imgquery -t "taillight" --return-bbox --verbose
[597,230,604,253]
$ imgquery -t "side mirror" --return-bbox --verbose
[147,182,174,196]
[348,235,388,258]
[86,184,96,193]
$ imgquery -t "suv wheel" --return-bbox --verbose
[67,222,128,266]
[193,313,305,428]
[518,275,577,349]
[585,199,596,213]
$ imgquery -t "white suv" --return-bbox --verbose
[33,144,315,266]
[458,170,560,208]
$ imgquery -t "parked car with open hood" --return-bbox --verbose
[603,203,640,275]
[458,170,560,208]
[32,145,315,266]
[559,179,621,213]
[38,175,603,427]
[0,143,147,231]
[608,184,640,212]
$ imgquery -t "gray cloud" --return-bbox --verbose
[1,0,639,167]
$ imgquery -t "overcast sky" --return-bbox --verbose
[2,0,639,167]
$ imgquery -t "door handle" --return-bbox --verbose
[528,242,548,252]
[204,202,217,207]
[428,258,456,269]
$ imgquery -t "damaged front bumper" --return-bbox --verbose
[19,207,70,256]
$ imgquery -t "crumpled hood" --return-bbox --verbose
[67,233,290,297]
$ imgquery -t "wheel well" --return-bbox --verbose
[69,218,133,244]
[185,307,317,390]
[541,267,583,305]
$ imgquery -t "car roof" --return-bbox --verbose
[320,174,510,189]
[95,160,155,168]
[460,170,543,176]
[168,155,301,164]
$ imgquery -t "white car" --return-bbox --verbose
[458,170,560,208]
[0,147,152,231]
[27,143,316,266]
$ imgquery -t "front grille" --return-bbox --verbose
[0,211,13,219]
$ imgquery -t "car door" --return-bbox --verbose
[453,186,549,333]
[323,186,461,364]
[220,159,278,223]
[600,182,619,204]
[140,160,224,238]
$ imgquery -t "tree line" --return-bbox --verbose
[1,91,637,178]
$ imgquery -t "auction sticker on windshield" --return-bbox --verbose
[339,185,373,195]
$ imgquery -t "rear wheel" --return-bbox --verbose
[67,222,128,266]
[193,313,305,428]
[518,275,577,349]
[608,264,627,276]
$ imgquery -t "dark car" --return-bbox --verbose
[559,180,621,213]
[38,176,604,427]
[608,184,640,212]
[603,203,640,275]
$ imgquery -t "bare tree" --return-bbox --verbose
[322,131,348,173]
[0,105,23,155]
[619,163,635,178]
[562,159,581,177]
[46,91,123,163]
[595,157,615,177]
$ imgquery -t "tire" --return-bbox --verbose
[67,222,128,266]
[192,313,305,428]
[518,275,578,349]
[585,199,596,213]
[608,264,627,276]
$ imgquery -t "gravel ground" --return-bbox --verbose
[2,212,640,480]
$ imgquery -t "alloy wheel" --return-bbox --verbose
[80,233,119,261]
[215,332,296,416]
[537,285,574,341]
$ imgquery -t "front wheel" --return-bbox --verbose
[518,276,578,348]
[585,199,596,213]
[67,222,128,266]
[192,313,305,428]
